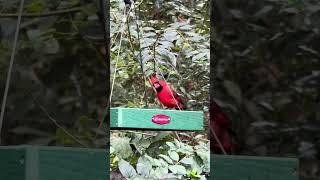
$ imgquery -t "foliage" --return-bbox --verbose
[110,0,210,111]
[110,132,209,179]
[213,0,320,179]
[0,0,107,147]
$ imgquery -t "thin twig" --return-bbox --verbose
[210,124,227,155]
[0,0,25,145]
[0,7,82,18]
[126,14,137,57]
[153,33,161,72]
[32,96,88,148]
[174,132,182,142]
[95,101,109,139]
[133,1,148,108]
[109,5,137,106]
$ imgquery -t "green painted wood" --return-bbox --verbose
[0,146,25,180]
[25,146,39,180]
[110,107,203,130]
[211,154,299,180]
[0,145,108,180]
[0,145,300,180]
[38,146,107,180]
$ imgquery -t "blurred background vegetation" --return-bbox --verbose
[213,0,320,179]
[0,0,107,147]
[2,0,318,179]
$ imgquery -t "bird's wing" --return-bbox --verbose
[211,101,231,128]
[169,85,185,108]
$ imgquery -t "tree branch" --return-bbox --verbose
[32,96,88,148]
[0,7,82,18]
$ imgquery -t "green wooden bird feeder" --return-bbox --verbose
[109,107,204,131]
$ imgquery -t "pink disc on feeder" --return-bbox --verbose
[152,114,170,125]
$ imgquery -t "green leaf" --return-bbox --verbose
[110,136,133,159]
[163,30,179,42]
[159,158,169,167]
[180,157,194,165]
[110,147,115,154]
[192,52,207,61]
[144,32,157,38]
[179,24,193,31]
[43,37,59,54]
[187,168,201,178]
[223,80,242,104]
[166,142,176,150]
[153,158,162,167]
[27,29,41,41]
[159,41,174,49]
[254,5,274,17]
[298,45,319,55]
[131,176,147,180]
[174,139,181,148]
[142,54,153,64]
[200,175,207,180]
[142,27,155,31]
[168,165,187,175]
[118,159,137,178]
[195,150,210,172]
[10,126,51,136]
[25,0,44,13]
[168,151,179,161]
[244,99,264,122]
[152,166,168,178]
[136,156,152,177]
[55,128,75,145]
[159,154,173,164]
[178,144,194,155]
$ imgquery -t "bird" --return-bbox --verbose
[149,74,186,110]
[210,101,235,154]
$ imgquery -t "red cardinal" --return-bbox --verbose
[149,74,186,110]
[210,101,235,154]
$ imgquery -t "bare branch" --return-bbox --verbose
[32,96,88,148]
[0,7,81,18]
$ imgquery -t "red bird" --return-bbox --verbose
[210,101,235,154]
[150,74,186,110]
